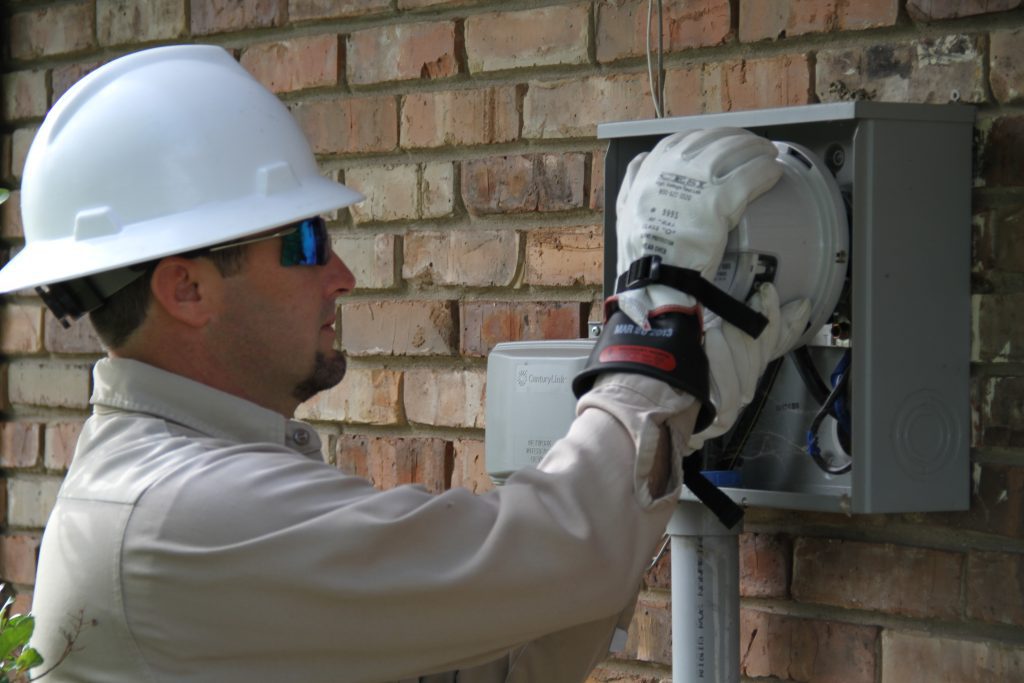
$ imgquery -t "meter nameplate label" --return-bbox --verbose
[517,436,556,466]
[514,363,573,393]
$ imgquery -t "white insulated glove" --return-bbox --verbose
[690,282,811,448]
[614,128,783,329]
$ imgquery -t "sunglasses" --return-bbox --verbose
[207,217,330,266]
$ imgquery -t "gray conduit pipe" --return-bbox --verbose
[668,501,741,683]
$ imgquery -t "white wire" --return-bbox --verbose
[646,0,665,118]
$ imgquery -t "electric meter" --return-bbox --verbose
[716,141,848,347]
[486,102,972,515]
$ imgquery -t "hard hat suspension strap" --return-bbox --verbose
[35,266,147,328]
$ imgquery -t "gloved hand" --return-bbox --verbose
[573,128,785,433]
[614,128,783,328]
[690,282,810,449]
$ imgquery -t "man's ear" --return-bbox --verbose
[148,256,222,328]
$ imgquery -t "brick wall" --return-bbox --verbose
[2,1,1023,681]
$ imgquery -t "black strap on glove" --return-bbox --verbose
[572,307,717,431]
[615,255,769,339]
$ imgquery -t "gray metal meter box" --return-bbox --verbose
[598,102,974,514]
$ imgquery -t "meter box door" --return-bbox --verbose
[599,102,974,514]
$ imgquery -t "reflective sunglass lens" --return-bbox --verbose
[281,217,328,266]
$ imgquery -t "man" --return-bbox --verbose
[0,45,806,681]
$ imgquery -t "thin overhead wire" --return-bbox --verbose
[646,0,665,118]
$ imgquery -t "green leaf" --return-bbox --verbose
[0,189,8,206]
[0,616,34,663]
[14,646,42,671]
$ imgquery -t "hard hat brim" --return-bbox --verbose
[0,176,363,294]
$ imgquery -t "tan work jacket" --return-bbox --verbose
[30,358,693,682]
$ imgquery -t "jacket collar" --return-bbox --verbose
[90,357,324,458]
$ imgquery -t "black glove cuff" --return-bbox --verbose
[573,307,716,431]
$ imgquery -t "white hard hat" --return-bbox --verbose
[0,44,363,295]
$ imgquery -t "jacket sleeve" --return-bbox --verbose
[120,374,697,683]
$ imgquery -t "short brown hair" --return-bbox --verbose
[89,247,247,349]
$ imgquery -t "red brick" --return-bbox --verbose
[291,95,399,155]
[296,368,402,425]
[191,0,284,35]
[341,301,457,356]
[240,35,340,94]
[466,5,589,72]
[10,127,37,182]
[587,151,606,215]
[979,116,1024,187]
[619,592,671,666]
[44,422,83,472]
[907,0,1021,21]
[289,0,389,21]
[973,376,1024,447]
[703,54,814,112]
[398,0,483,8]
[882,630,1024,682]
[587,667,670,683]
[739,532,791,598]
[1,191,21,240]
[972,206,1024,275]
[0,304,43,354]
[404,368,485,429]
[817,35,986,104]
[342,161,456,222]
[10,2,95,59]
[8,361,93,409]
[2,71,47,123]
[421,162,455,218]
[44,313,104,355]
[0,534,41,585]
[461,153,586,216]
[348,22,458,85]
[336,434,452,493]
[973,294,1024,362]
[10,590,31,617]
[663,67,705,116]
[331,233,397,291]
[523,74,650,140]
[793,537,963,619]
[840,0,900,30]
[0,366,8,413]
[643,541,671,590]
[4,475,51,529]
[97,0,187,46]
[966,550,1024,626]
[991,28,1024,104]
[451,438,494,494]
[943,463,1024,539]
[51,61,104,105]
[523,225,602,287]
[460,301,584,357]
[403,230,518,287]
[400,86,519,149]
[741,609,878,683]
[0,423,41,469]
[597,0,731,63]
[345,164,419,223]
[739,0,897,42]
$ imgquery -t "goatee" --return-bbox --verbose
[293,350,347,403]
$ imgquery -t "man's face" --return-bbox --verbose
[206,229,355,416]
